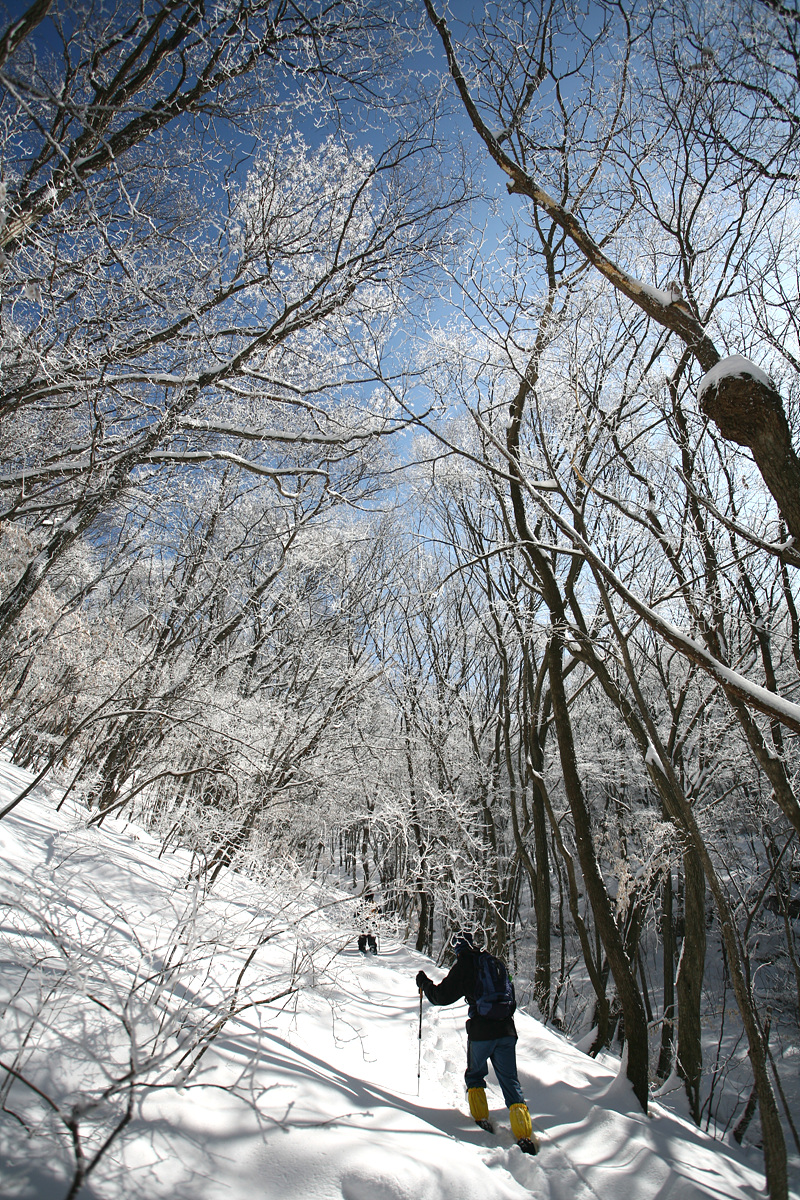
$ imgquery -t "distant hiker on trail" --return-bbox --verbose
[415,931,539,1155]
[355,891,379,955]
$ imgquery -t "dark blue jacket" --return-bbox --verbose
[420,949,517,1040]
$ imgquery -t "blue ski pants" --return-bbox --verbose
[465,1036,525,1107]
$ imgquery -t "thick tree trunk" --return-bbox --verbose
[522,642,553,1015]
[676,847,706,1122]
[531,783,552,1014]
[416,888,434,955]
[700,372,800,547]
[657,868,676,1080]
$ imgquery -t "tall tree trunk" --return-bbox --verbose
[676,846,706,1122]
[531,782,552,1015]
[547,638,650,1111]
[657,867,676,1080]
[541,782,610,1046]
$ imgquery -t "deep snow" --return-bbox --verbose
[0,758,793,1200]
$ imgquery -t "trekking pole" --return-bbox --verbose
[417,988,423,1096]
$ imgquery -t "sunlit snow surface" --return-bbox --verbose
[0,758,790,1200]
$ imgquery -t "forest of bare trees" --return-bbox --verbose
[2,2,800,1197]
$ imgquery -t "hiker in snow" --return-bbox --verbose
[415,931,539,1155]
[355,891,379,954]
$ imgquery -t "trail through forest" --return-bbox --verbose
[0,759,786,1200]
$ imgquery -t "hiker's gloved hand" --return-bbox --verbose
[416,971,429,990]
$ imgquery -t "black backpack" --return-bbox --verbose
[471,950,516,1021]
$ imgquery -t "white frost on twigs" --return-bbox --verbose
[698,354,775,400]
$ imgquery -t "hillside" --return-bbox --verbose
[0,758,790,1200]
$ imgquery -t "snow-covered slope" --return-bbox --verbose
[0,759,789,1200]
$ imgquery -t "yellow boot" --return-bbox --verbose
[509,1103,539,1155]
[467,1087,493,1132]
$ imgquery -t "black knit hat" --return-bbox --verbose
[453,931,475,956]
